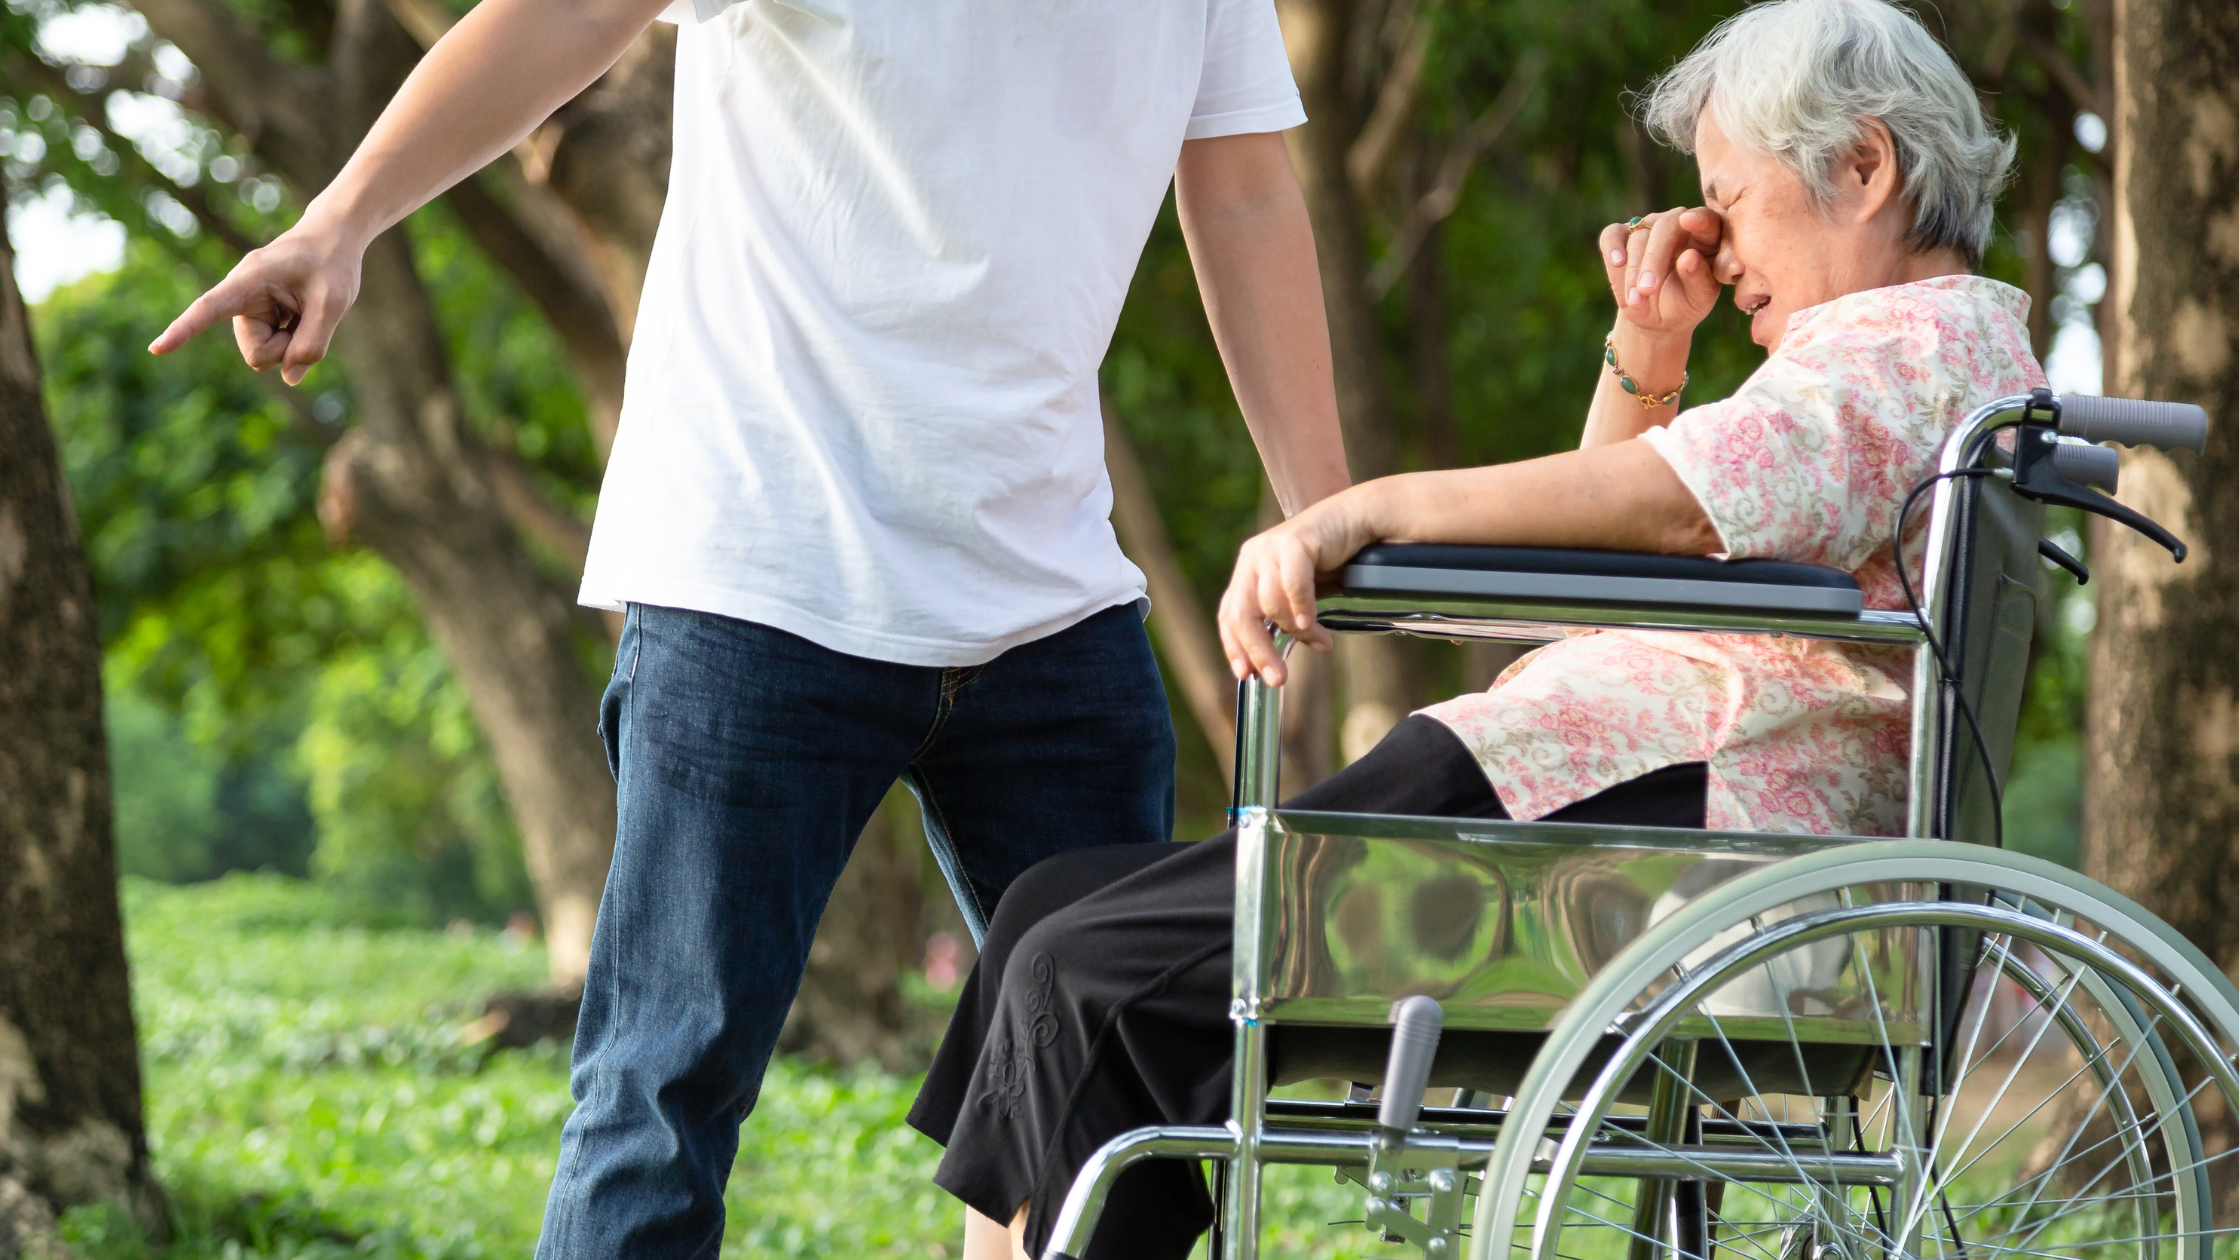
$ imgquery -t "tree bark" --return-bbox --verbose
[777,792,938,1072]
[2080,0,2236,1211]
[123,0,937,1050]
[1104,400,1238,781]
[2085,0,2238,981]
[1276,0,1417,763]
[316,239,618,982]
[0,215,164,1255]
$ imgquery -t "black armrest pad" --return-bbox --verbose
[1340,544,1863,615]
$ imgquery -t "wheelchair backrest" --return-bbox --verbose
[1928,453,2047,844]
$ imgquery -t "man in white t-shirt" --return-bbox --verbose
[153,0,1349,1251]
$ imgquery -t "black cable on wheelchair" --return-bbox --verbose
[1893,467,2009,851]
[1921,1092,1972,1260]
[1852,1094,1890,1244]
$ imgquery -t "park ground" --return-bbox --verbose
[65,874,1383,1260]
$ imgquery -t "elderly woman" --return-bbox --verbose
[909,0,2043,1256]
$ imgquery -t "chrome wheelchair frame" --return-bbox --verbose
[1041,392,2238,1260]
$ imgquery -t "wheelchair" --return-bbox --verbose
[1041,390,2238,1260]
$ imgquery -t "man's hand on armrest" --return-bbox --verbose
[149,0,675,383]
[1175,131,1351,515]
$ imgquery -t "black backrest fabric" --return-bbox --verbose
[1930,461,2045,1087]
[1934,462,2046,843]
[1348,543,1860,591]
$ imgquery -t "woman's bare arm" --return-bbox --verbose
[1216,439,1720,685]
[150,0,674,382]
[1579,207,1725,449]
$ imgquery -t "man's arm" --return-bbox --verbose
[1174,131,1352,514]
[150,0,673,382]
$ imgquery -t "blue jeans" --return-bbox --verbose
[536,602,1176,1257]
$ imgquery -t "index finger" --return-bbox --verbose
[150,274,258,355]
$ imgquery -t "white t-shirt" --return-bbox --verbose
[578,0,1307,665]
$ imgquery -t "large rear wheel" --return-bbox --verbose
[1469,844,2238,1260]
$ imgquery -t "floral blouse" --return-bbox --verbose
[1421,276,2043,836]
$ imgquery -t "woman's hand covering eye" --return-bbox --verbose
[1599,206,1726,339]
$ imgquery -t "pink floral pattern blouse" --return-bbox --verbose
[1421,276,2043,836]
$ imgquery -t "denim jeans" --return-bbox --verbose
[535,602,1175,1258]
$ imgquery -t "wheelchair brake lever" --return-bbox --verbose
[2036,538,2089,585]
[2012,426,2188,564]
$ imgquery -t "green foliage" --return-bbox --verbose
[36,241,336,692]
[293,560,532,925]
[37,243,533,921]
[409,199,600,515]
[106,679,224,881]
[64,876,563,1259]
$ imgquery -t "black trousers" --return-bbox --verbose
[906,716,1707,1260]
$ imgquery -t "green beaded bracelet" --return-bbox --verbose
[1602,335,1685,409]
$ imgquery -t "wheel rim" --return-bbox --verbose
[1524,900,2231,1260]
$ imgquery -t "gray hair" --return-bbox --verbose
[1640,0,2015,268]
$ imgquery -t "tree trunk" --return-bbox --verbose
[777,792,938,1071]
[1104,400,1238,781]
[130,0,628,984]
[0,215,164,1255]
[1276,0,1417,763]
[2085,0,2238,983]
[328,0,622,983]
[2080,0,2236,1212]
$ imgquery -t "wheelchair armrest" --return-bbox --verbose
[1338,544,1865,617]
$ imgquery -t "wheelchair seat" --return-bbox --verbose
[1341,543,1864,616]
[1240,810,1903,1105]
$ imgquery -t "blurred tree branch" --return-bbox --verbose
[127,0,333,184]
[1347,5,1433,203]
[7,50,263,257]
[1104,398,1237,782]
[1370,49,1542,296]
[443,173,628,452]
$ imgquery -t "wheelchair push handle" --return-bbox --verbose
[2010,390,2200,564]
[2056,393,2209,453]
[1377,996,1445,1136]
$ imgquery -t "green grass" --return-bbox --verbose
[70,874,1385,1259]
[81,875,2186,1259]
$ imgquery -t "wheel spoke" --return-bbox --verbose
[1929,938,2100,1197]
[1523,889,2229,1260]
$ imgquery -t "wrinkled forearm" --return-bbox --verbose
[1354,439,1721,556]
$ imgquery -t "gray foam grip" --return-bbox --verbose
[1377,995,1444,1133]
[2051,440,2121,492]
[2057,394,2209,452]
